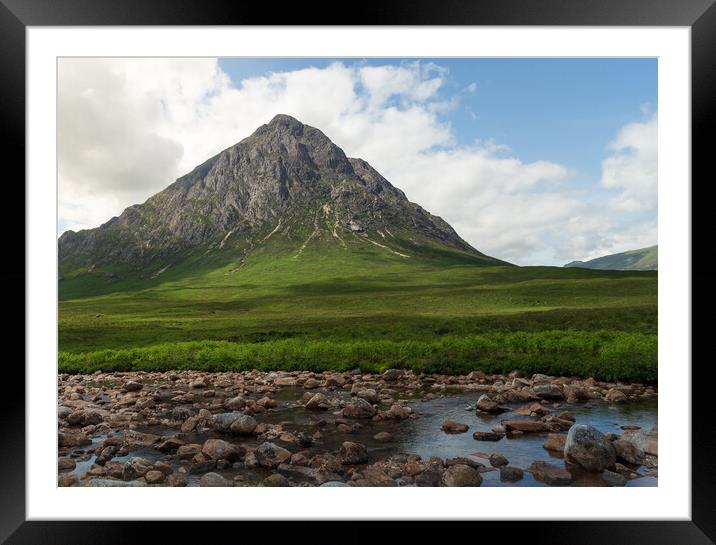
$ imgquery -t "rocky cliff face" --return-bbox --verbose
[59,114,494,272]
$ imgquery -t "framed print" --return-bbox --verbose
[4,0,714,542]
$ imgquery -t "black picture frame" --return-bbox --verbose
[3,0,712,542]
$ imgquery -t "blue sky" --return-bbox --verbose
[219,57,656,190]
[59,57,657,265]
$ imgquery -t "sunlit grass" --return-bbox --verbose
[58,239,657,381]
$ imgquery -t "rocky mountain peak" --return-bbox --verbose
[59,115,499,274]
[247,113,352,175]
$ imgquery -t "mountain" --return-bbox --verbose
[564,245,657,271]
[59,114,505,290]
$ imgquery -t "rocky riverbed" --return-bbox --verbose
[58,369,657,487]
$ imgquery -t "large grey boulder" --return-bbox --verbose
[564,424,616,472]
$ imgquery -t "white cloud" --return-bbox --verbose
[600,113,657,212]
[58,58,655,265]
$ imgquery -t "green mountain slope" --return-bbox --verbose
[564,245,658,271]
[59,257,657,380]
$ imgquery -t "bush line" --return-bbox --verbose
[58,330,657,383]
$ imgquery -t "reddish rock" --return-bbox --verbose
[441,420,469,434]
[503,420,549,433]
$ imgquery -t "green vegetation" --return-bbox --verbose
[59,239,657,381]
[59,332,656,382]
[565,245,658,271]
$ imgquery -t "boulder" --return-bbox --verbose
[58,457,76,471]
[325,375,346,387]
[123,380,143,392]
[384,403,411,420]
[528,461,571,486]
[503,420,549,433]
[442,464,482,487]
[620,429,658,457]
[180,416,200,433]
[224,395,246,410]
[354,465,398,487]
[199,472,231,487]
[445,457,483,469]
[305,392,332,411]
[167,473,189,487]
[472,430,505,442]
[564,424,616,472]
[211,412,243,432]
[500,466,524,482]
[613,439,646,465]
[339,441,369,464]
[605,389,627,403]
[190,378,208,388]
[564,385,591,402]
[543,433,567,452]
[356,388,379,404]
[382,369,404,381]
[263,474,290,487]
[441,420,469,434]
[87,478,146,487]
[256,396,277,409]
[531,374,553,385]
[602,469,627,487]
[255,442,292,468]
[201,439,242,462]
[415,469,442,487]
[122,457,152,481]
[342,398,376,419]
[229,414,257,435]
[475,394,507,414]
[534,384,564,400]
[489,453,509,467]
[154,460,174,475]
[155,436,184,453]
[373,431,393,443]
[67,409,105,426]
[144,470,165,485]
[58,473,78,487]
[176,443,202,460]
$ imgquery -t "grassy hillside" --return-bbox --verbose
[565,245,658,271]
[58,238,658,381]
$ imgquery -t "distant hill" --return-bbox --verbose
[564,245,657,271]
